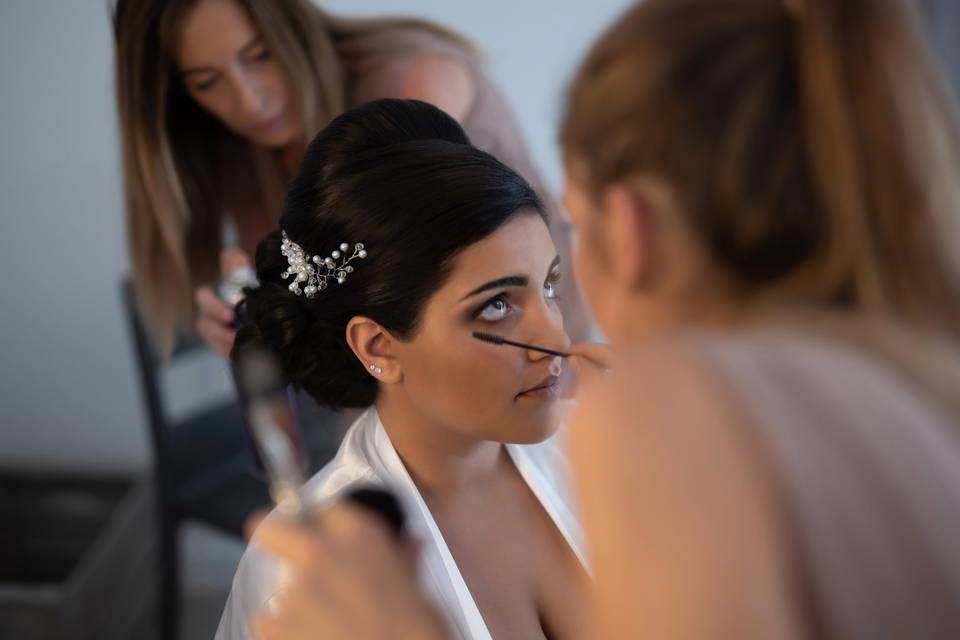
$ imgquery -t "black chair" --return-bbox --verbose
[119,279,271,640]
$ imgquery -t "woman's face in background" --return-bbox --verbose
[389,214,570,445]
[175,0,301,148]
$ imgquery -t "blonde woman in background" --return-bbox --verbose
[113,0,589,358]
[246,0,960,638]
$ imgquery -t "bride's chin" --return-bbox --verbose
[502,404,563,444]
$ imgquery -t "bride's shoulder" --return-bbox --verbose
[302,409,382,502]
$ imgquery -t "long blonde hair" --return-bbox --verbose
[561,0,960,339]
[113,0,475,353]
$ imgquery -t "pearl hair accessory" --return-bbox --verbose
[280,230,367,298]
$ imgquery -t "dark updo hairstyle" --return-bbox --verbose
[233,99,545,410]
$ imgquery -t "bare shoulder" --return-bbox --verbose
[401,55,476,121]
[568,340,739,463]
[575,339,712,424]
[568,339,803,639]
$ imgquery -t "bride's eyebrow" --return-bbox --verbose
[460,276,528,301]
[458,256,561,301]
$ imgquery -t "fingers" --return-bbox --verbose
[324,503,395,551]
[253,505,399,584]
[195,315,236,357]
[322,504,412,587]
[567,342,614,369]
[251,616,284,640]
[568,356,584,382]
[195,286,234,324]
[253,614,300,640]
[195,286,236,356]
[253,595,333,640]
[566,343,614,397]
[568,342,613,376]
[253,516,334,580]
[244,509,271,541]
[250,503,449,640]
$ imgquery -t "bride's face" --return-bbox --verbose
[390,214,570,444]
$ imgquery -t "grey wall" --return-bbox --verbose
[0,1,631,471]
[1,1,147,470]
[921,0,960,94]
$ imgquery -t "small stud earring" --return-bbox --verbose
[375,367,383,375]
[369,364,376,371]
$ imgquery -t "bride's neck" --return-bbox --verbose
[375,395,506,504]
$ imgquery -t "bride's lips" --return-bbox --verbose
[517,374,561,399]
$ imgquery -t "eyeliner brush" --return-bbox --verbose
[472,331,570,358]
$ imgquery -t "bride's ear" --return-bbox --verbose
[345,317,401,384]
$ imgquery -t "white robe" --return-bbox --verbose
[215,407,587,640]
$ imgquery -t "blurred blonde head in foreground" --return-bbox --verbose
[561,0,960,342]
[557,0,960,637]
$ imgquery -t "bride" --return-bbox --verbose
[215,98,590,640]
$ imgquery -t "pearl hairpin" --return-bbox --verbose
[280,230,367,298]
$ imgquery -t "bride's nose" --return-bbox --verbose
[523,302,570,362]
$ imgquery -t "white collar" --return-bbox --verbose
[342,407,586,640]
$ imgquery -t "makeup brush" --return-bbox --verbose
[237,347,405,537]
[472,331,570,358]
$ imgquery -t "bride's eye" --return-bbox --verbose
[476,295,511,322]
[544,270,561,300]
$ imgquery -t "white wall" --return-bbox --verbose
[0,0,631,470]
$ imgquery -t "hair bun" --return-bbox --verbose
[313,98,471,163]
[234,231,377,410]
[233,99,543,412]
